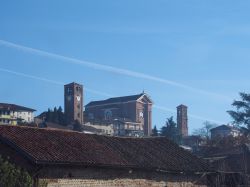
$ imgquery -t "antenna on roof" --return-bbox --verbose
[142,89,145,94]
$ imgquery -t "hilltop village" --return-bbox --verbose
[0,82,188,138]
[0,82,250,186]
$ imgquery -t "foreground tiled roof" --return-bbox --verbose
[86,93,148,107]
[0,103,36,112]
[0,125,208,173]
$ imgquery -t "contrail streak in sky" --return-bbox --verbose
[0,67,224,124]
[0,68,113,97]
[0,39,232,102]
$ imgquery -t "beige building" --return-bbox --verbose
[84,122,114,135]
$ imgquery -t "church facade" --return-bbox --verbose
[85,93,153,136]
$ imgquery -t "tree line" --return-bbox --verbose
[45,106,66,125]
[152,92,250,144]
[42,107,83,132]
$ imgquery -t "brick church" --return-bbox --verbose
[85,93,153,136]
[63,82,188,138]
[63,82,153,136]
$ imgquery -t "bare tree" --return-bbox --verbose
[193,121,217,140]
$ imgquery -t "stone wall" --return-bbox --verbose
[43,178,207,187]
[37,166,207,187]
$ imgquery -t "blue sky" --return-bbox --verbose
[1,0,250,132]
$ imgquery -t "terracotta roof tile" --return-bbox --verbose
[0,125,208,172]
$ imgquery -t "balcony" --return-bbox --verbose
[0,114,11,119]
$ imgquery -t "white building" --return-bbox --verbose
[0,103,36,125]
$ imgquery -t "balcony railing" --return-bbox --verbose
[0,115,17,120]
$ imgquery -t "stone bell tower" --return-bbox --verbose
[177,104,188,137]
[64,82,83,124]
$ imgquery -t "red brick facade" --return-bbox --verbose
[85,93,152,136]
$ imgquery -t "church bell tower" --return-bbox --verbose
[64,82,84,124]
[177,104,188,137]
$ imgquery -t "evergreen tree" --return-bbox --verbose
[43,107,67,125]
[160,117,180,144]
[151,125,158,136]
[227,92,250,130]
[57,106,65,125]
[53,107,58,123]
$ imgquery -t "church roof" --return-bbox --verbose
[86,93,152,107]
[0,125,208,173]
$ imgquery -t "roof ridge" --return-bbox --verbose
[86,93,149,107]
[0,125,209,172]
[0,103,36,111]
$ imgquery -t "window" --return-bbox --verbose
[88,113,94,119]
[104,109,112,120]
[76,86,81,92]
[67,88,72,95]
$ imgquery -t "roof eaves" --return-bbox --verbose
[33,160,207,174]
[0,135,37,164]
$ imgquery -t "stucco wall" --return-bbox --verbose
[14,111,34,123]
